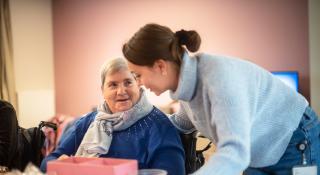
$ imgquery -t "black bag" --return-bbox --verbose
[180,131,212,174]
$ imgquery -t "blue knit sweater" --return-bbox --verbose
[40,108,185,175]
[169,52,308,175]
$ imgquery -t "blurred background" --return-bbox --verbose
[1,0,319,129]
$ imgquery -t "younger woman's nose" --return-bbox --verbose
[136,79,142,86]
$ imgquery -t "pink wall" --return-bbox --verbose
[53,0,309,116]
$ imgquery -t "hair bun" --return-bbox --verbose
[175,30,188,45]
[174,29,201,52]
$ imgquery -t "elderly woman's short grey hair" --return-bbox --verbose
[100,58,129,88]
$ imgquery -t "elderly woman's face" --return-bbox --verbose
[102,69,140,113]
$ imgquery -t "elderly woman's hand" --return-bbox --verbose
[57,154,70,160]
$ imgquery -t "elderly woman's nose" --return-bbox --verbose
[117,84,127,94]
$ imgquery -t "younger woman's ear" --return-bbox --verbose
[154,59,168,75]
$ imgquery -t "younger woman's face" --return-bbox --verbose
[127,60,178,96]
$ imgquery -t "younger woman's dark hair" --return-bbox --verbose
[122,23,201,67]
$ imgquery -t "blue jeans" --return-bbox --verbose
[244,106,320,175]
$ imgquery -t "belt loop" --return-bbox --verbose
[308,106,318,119]
[300,106,319,131]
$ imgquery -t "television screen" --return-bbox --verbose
[272,71,299,92]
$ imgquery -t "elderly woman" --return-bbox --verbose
[40,58,185,175]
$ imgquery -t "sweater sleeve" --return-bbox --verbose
[147,121,186,175]
[193,72,252,175]
[168,103,196,134]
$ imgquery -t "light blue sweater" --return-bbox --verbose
[169,52,308,175]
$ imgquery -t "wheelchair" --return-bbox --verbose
[180,131,212,174]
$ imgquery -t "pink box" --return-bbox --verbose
[47,157,138,175]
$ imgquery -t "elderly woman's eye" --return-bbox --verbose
[124,80,133,87]
[108,83,117,89]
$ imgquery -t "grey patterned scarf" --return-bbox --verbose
[75,89,153,157]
